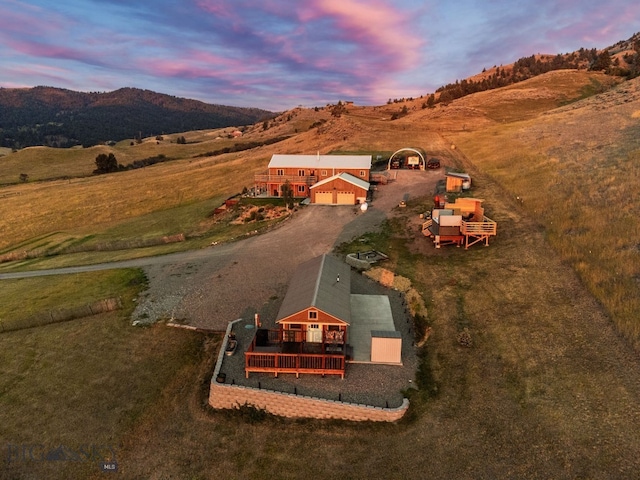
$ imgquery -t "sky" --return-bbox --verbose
[1,0,639,111]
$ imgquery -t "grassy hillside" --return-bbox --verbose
[449,73,640,347]
[1,69,640,478]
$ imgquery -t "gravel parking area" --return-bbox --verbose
[132,169,442,406]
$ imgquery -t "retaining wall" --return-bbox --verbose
[209,381,409,422]
[345,254,372,271]
[209,319,409,422]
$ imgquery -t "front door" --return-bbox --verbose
[306,324,322,343]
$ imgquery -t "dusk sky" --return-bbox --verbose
[1,0,639,111]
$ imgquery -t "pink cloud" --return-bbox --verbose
[2,37,100,65]
[195,0,235,18]
[137,50,263,83]
[2,63,76,88]
[298,0,424,68]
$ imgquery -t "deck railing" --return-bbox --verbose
[245,352,345,378]
[254,174,317,184]
[461,216,497,235]
[421,218,433,235]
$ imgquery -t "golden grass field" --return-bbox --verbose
[1,70,640,478]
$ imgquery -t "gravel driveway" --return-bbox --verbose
[132,169,442,331]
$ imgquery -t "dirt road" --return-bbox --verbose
[132,169,441,329]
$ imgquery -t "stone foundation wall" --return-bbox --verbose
[209,381,409,422]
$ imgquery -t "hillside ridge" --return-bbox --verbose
[0,86,275,149]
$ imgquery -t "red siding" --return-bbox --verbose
[278,307,348,326]
[311,177,368,204]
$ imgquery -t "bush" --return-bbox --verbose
[457,328,472,347]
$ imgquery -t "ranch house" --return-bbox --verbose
[245,254,403,379]
[254,154,371,205]
[245,254,351,378]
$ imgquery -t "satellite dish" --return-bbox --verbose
[360,202,368,212]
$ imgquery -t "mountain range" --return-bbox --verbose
[0,86,275,149]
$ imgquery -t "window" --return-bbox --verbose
[321,170,327,176]
[289,324,302,330]
[277,169,284,176]
[297,185,305,193]
[298,169,305,176]
[360,170,366,177]
[308,311,317,319]
[309,324,319,329]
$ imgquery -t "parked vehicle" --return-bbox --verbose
[427,158,441,169]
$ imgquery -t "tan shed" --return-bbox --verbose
[370,330,402,365]
[445,172,471,192]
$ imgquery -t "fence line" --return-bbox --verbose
[0,297,122,333]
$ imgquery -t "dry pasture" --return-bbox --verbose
[1,69,640,479]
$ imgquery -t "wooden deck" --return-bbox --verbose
[254,174,317,184]
[245,351,346,378]
[245,328,346,378]
[422,216,497,249]
[461,216,497,248]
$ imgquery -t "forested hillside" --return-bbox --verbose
[0,86,275,149]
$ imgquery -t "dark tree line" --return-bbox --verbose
[427,42,640,107]
[94,153,173,175]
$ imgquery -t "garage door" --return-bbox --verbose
[315,192,333,204]
[336,192,355,205]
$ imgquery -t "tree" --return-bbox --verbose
[282,180,294,209]
[590,51,611,71]
[94,153,119,174]
[330,102,346,117]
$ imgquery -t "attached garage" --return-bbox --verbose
[336,192,355,204]
[310,172,370,205]
[315,192,333,204]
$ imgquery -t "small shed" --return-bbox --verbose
[444,197,484,219]
[370,330,402,364]
[445,172,471,192]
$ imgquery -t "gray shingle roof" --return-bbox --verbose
[268,154,371,170]
[276,255,351,324]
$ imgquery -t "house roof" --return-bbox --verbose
[268,154,371,170]
[276,254,351,325]
[445,172,471,180]
[310,172,370,191]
